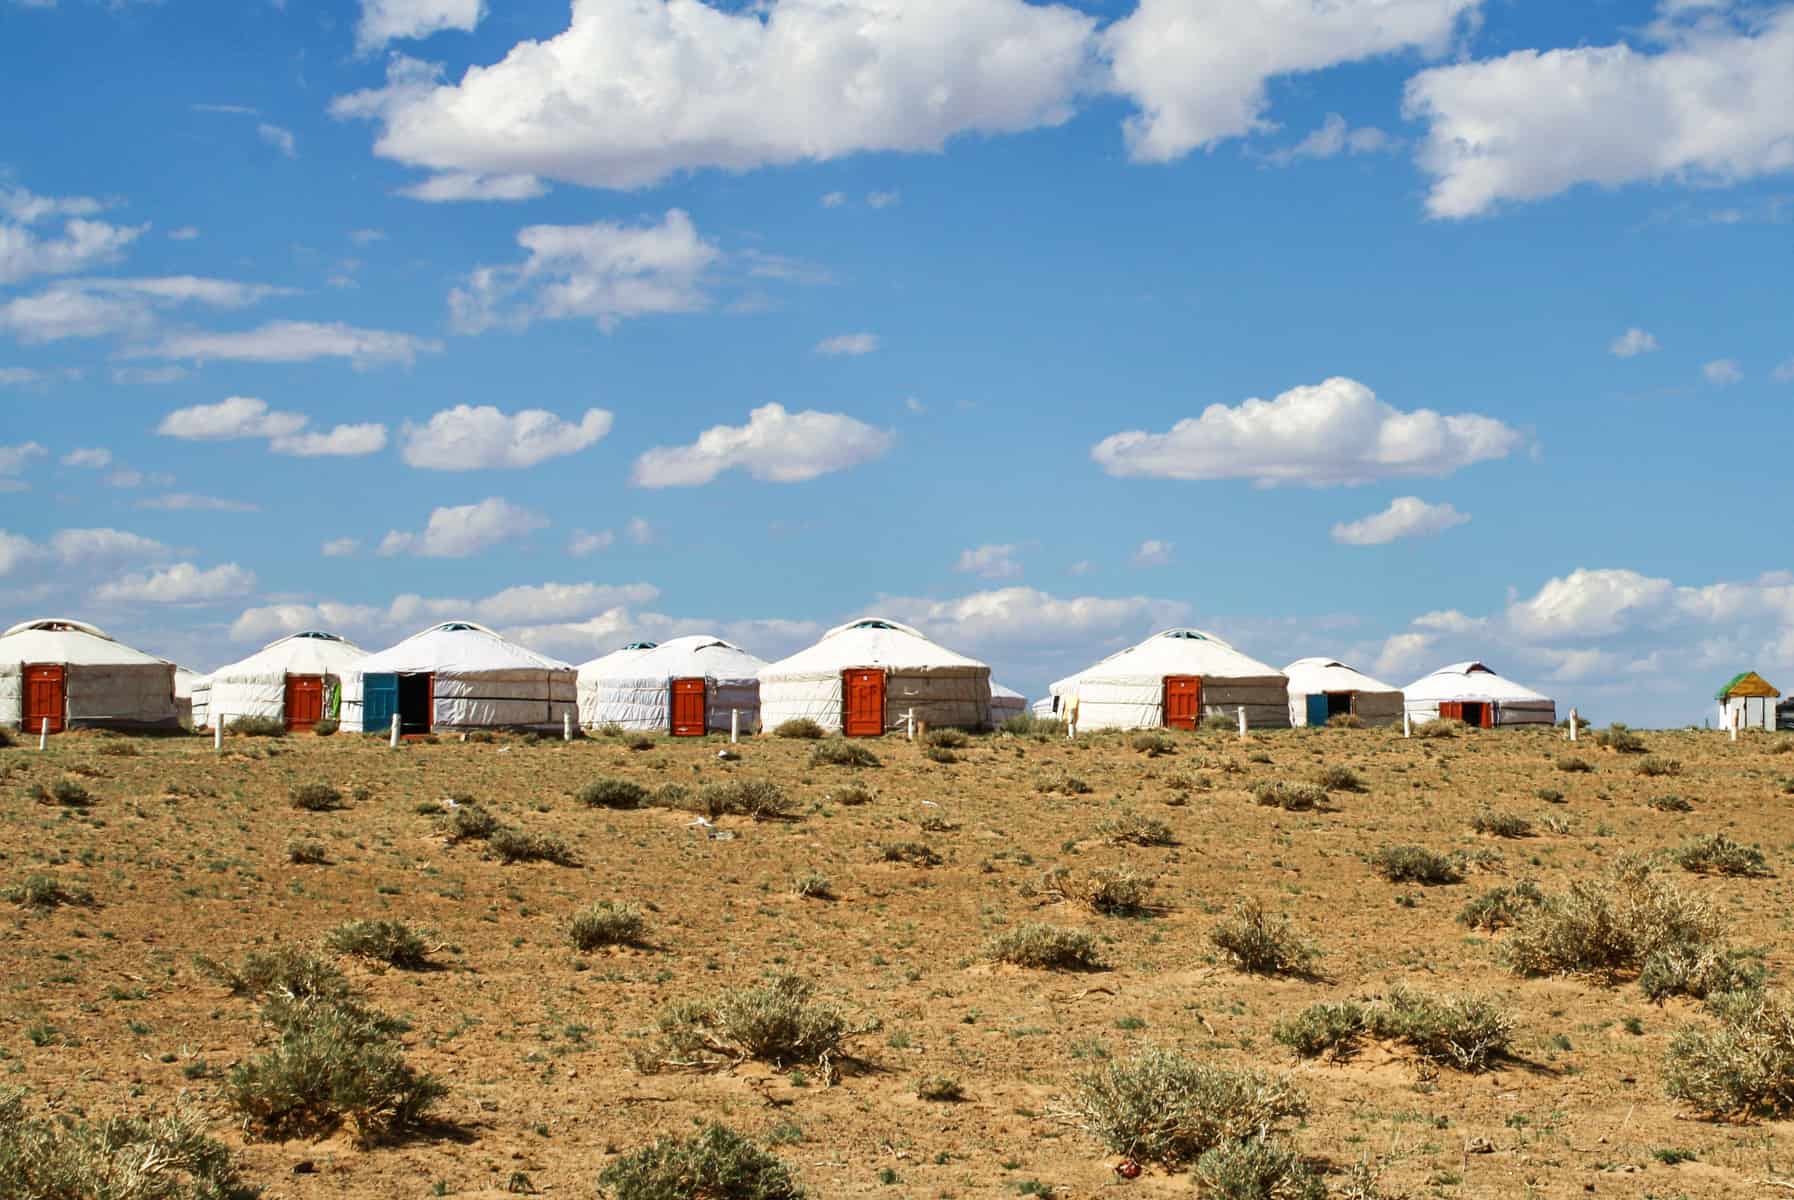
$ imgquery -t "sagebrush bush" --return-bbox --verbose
[312,717,339,736]
[808,740,881,769]
[1649,794,1694,812]
[1045,866,1154,917]
[1413,719,1462,739]
[1457,882,1545,931]
[597,1123,804,1200]
[925,727,969,749]
[1095,809,1175,846]
[1638,943,1765,1003]
[29,779,93,808]
[0,1089,260,1200]
[1326,713,1364,729]
[569,900,647,950]
[444,802,500,843]
[1192,1137,1326,1200]
[1594,724,1648,753]
[694,779,796,821]
[1209,899,1315,976]
[1035,770,1093,796]
[1364,985,1514,1073]
[285,837,329,865]
[1131,732,1176,757]
[580,778,649,809]
[227,715,286,738]
[772,719,825,740]
[1370,845,1463,885]
[1001,714,1065,737]
[1503,859,1727,989]
[288,782,343,812]
[326,919,433,969]
[1251,781,1325,811]
[915,1076,965,1102]
[1470,808,1532,838]
[1664,991,1794,1119]
[1557,756,1594,774]
[1637,755,1683,778]
[642,975,871,1080]
[1060,1046,1307,1167]
[1273,1002,1367,1060]
[1770,738,1794,756]
[4,873,94,911]
[791,872,832,899]
[876,841,941,867]
[1671,833,1770,877]
[986,923,1103,970]
[829,784,873,807]
[1316,765,1366,793]
[197,945,350,1002]
[488,828,577,866]
[923,746,957,764]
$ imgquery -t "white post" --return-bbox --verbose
[1237,706,1247,739]
[730,709,740,745]
[213,722,222,753]
[1402,711,1412,739]
[39,717,49,751]
[563,712,572,742]
[1731,707,1740,743]
[390,713,401,749]
[1568,709,1578,742]
[906,709,914,741]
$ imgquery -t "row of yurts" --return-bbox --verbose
[0,616,1557,737]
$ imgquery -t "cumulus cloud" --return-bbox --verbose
[1331,496,1470,545]
[257,123,297,158]
[1505,567,1677,640]
[0,530,40,575]
[1267,113,1401,165]
[378,497,548,558]
[814,332,879,356]
[873,586,1192,654]
[60,447,111,468]
[568,528,615,557]
[632,402,896,487]
[1404,8,1794,218]
[820,191,847,208]
[0,205,144,285]
[398,172,549,203]
[356,0,483,52]
[0,274,291,343]
[321,538,361,558]
[1703,358,1743,385]
[867,190,901,209]
[1103,0,1473,164]
[955,544,1022,579]
[49,527,170,565]
[1131,539,1173,567]
[1092,377,1522,487]
[1610,327,1659,357]
[331,0,1095,192]
[136,321,441,368]
[158,396,307,440]
[272,424,390,457]
[228,579,665,646]
[450,211,719,333]
[624,517,654,545]
[401,404,613,469]
[93,561,256,605]
[0,441,48,480]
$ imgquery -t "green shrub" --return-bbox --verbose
[285,837,329,865]
[1671,833,1770,877]
[1457,882,1545,931]
[1369,845,1463,885]
[1638,756,1683,778]
[95,739,140,757]
[1594,724,1648,754]
[29,779,93,808]
[695,779,796,821]
[791,872,832,899]
[1326,713,1364,729]
[1095,809,1175,846]
[0,1089,259,1200]
[642,975,871,1079]
[773,719,825,740]
[1536,787,1565,803]
[828,784,873,807]
[197,945,350,1002]
[1413,719,1462,739]
[488,828,578,866]
[4,873,94,911]
[1364,985,1513,1073]
[1001,714,1065,737]
[1209,899,1315,976]
[915,1076,965,1102]
[325,919,433,969]
[923,745,957,764]
[1557,756,1594,774]
[876,842,940,867]
[1638,944,1766,1003]
[1316,765,1366,793]
[1045,866,1154,917]
[1192,1137,1325,1200]
[312,717,339,736]
[580,778,650,809]
[1649,794,1694,812]
[598,1123,803,1200]
[808,740,881,769]
[445,802,500,843]
[1273,1002,1367,1060]
[1503,859,1726,987]
[1131,732,1176,757]
[1059,1046,1307,1167]
[1035,771,1093,796]
[227,715,287,737]
[1202,715,1239,732]
[570,900,647,950]
[925,727,969,749]
[1251,781,1325,811]
[1470,808,1532,838]
[1664,991,1794,1119]
[288,782,343,812]
[985,924,1103,970]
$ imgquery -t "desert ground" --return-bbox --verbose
[4,719,1794,1198]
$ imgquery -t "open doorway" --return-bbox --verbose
[1326,692,1354,720]
[398,672,432,734]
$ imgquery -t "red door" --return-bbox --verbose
[671,678,707,737]
[843,670,886,737]
[285,674,324,732]
[1438,701,1463,722]
[1164,675,1202,730]
[24,665,65,735]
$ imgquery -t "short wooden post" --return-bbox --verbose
[1568,709,1578,742]
[730,709,740,745]
[213,721,222,753]
[905,709,914,741]
[390,713,401,748]
[563,712,572,742]
[39,717,49,751]
[917,719,927,743]
[1237,706,1247,738]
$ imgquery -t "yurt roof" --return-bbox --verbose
[0,617,171,668]
[575,641,660,674]
[991,681,1024,701]
[358,621,572,674]
[1404,661,1552,704]
[1716,671,1780,701]
[596,634,765,682]
[1282,657,1402,695]
[210,631,368,684]
[760,617,987,676]
[1069,628,1285,685]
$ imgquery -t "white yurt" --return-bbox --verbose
[580,635,766,735]
[350,621,576,734]
[190,674,211,729]
[173,667,202,728]
[1404,661,1556,727]
[1031,695,1057,719]
[0,618,179,732]
[1284,657,1405,727]
[574,641,659,726]
[1060,628,1290,731]
[758,617,991,735]
[203,632,367,732]
[990,682,1027,728]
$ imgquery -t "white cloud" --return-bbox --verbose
[111,365,188,385]
[814,332,879,357]
[356,0,483,52]
[867,190,901,209]
[903,396,926,415]
[0,441,47,479]
[0,184,105,225]
[633,402,896,488]
[1268,113,1401,165]
[1373,630,1436,679]
[1092,377,1522,487]
[955,543,1022,579]
[1506,567,1675,640]
[227,579,663,645]
[0,277,290,344]
[398,172,549,203]
[1412,609,1486,634]
[331,1,1095,192]
[158,396,307,440]
[271,423,390,457]
[1703,358,1743,385]
[401,404,613,469]
[378,496,547,558]
[1131,539,1173,567]
[321,537,361,558]
[1774,358,1794,383]
[93,561,256,605]
[820,191,847,208]
[450,211,719,333]
[1404,9,1794,218]
[463,581,660,624]
[1331,496,1470,545]
[104,469,174,489]
[568,528,615,557]
[138,320,441,368]
[0,367,49,387]
[0,530,41,575]
[873,586,1192,654]
[1610,327,1660,357]
[49,527,169,565]
[135,492,260,512]
[1102,0,1473,164]
[0,213,144,285]
[257,123,297,158]
[624,517,654,545]
[60,447,112,468]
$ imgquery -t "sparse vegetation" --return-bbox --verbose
[1192,1137,1326,1200]
[444,801,500,843]
[876,841,940,867]
[925,727,969,750]
[1035,770,1093,796]
[1045,866,1155,917]
[986,924,1104,970]
[1470,807,1532,838]
[1363,985,1514,1073]
[569,900,648,950]
[29,779,93,808]
[4,873,94,911]
[1095,809,1175,846]
[1664,990,1794,1119]
[580,777,650,810]
[1131,732,1176,756]
[1670,833,1769,876]
[808,740,881,769]
[488,827,578,865]
[1557,756,1594,774]
[1273,1002,1368,1060]
[288,782,343,812]
[1413,719,1462,739]
[1595,724,1648,754]
[0,1088,260,1200]
[1458,882,1546,931]
[1648,794,1694,812]
[227,715,287,737]
[1251,781,1325,811]
[1369,845,1463,885]
[597,1122,804,1200]
[641,975,872,1079]
[791,872,832,899]
[915,1076,965,1102]
[1316,765,1366,793]
[326,918,433,969]
[1208,899,1315,976]
[694,779,797,820]
[773,719,825,740]
[1637,756,1683,778]
[285,837,329,865]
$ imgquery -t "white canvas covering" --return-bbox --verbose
[990,682,1027,727]
[351,621,576,732]
[190,674,211,730]
[1284,657,1406,727]
[0,618,179,731]
[758,617,992,733]
[202,632,367,729]
[173,667,200,727]
[1404,661,1556,726]
[1031,695,1056,719]
[580,635,766,732]
[1061,628,1290,731]
[575,641,659,726]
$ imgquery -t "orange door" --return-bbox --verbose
[843,669,886,737]
[284,674,324,731]
[24,665,65,734]
[1438,701,1463,722]
[670,678,707,737]
[1164,675,1202,730]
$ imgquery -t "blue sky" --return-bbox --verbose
[3,0,1791,726]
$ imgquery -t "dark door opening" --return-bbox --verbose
[398,672,433,734]
[1457,701,1490,728]
[1164,676,1202,730]
[1326,692,1354,719]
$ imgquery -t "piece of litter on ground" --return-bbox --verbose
[688,816,714,828]
[709,830,736,841]
[919,800,939,807]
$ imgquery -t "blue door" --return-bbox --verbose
[363,673,397,732]
[1306,694,1331,726]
